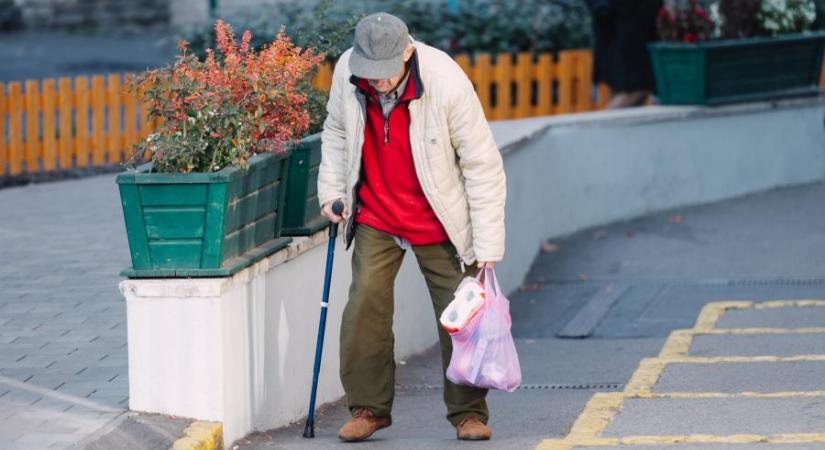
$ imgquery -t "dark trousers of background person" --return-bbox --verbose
[586,0,663,105]
[339,225,489,426]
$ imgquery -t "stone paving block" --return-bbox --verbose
[5,355,58,369]
[716,306,825,329]
[13,432,86,450]
[0,368,36,382]
[603,397,825,436]
[689,333,825,357]
[654,360,825,393]
[56,382,105,397]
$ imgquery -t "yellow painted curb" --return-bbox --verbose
[170,421,223,450]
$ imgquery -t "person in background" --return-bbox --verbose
[586,0,664,108]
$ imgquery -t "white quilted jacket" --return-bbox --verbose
[318,40,506,264]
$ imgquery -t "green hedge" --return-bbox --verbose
[181,0,592,60]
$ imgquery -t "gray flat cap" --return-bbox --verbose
[350,12,410,80]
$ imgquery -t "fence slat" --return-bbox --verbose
[557,51,575,114]
[91,75,105,166]
[8,82,23,175]
[123,74,138,162]
[24,80,40,173]
[75,76,90,168]
[107,74,122,165]
[313,63,333,93]
[576,50,593,112]
[493,54,513,120]
[514,53,532,119]
[0,83,6,176]
[474,54,493,119]
[534,53,553,116]
[41,79,57,171]
[58,78,73,169]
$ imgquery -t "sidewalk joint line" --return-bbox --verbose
[0,374,121,413]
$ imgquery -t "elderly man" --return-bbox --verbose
[318,12,506,442]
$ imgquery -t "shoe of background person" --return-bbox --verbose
[337,408,392,442]
[606,90,651,109]
[456,416,492,440]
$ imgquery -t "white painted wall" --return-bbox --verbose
[122,235,439,446]
[121,98,825,448]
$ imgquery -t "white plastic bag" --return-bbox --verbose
[445,268,522,392]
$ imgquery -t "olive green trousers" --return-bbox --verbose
[339,225,489,426]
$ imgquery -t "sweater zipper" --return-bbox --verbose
[384,118,389,145]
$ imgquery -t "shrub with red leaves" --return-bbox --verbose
[128,20,324,173]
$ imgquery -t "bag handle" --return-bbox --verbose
[477,267,500,297]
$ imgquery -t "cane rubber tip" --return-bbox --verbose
[303,423,314,438]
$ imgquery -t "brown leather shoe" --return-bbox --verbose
[456,416,492,440]
[338,408,392,442]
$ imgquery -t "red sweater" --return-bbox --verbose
[352,57,449,245]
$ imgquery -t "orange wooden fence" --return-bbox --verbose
[3,47,824,178]
[0,74,159,176]
[311,49,609,120]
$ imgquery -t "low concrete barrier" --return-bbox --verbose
[120,97,825,447]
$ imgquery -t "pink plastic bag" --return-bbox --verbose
[445,268,522,392]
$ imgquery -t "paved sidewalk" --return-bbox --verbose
[2,175,825,449]
[0,174,132,450]
[235,182,825,449]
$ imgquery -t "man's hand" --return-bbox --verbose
[321,199,349,224]
[477,261,496,269]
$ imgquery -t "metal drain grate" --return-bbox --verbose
[396,383,623,391]
[517,383,623,390]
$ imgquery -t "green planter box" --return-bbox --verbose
[282,133,329,236]
[649,32,825,105]
[116,151,293,278]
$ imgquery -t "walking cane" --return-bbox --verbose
[303,200,345,438]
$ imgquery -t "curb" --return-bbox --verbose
[170,421,223,450]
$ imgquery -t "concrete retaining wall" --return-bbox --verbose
[120,97,825,447]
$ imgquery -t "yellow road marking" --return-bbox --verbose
[694,301,752,331]
[536,300,825,450]
[628,391,825,399]
[659,330,694,358]
[693,327,825,335]
[754,300,825,309]
[564,393,625,442]
[624,358,667,394]
[555,432,825,447]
